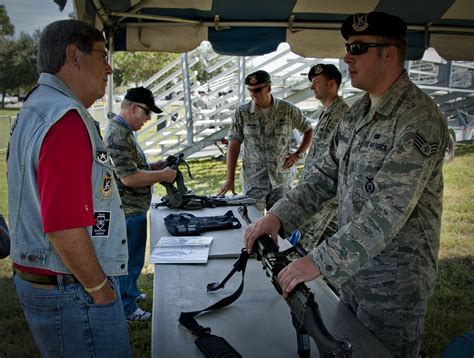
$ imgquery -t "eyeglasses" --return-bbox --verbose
[135,104,151,118]
[345,42,398,56]
[247,85,268,94]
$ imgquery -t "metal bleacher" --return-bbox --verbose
[105,45,474,161]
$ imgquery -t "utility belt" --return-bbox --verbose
[14,268,80,286]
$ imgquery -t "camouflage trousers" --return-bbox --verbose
[340,279,429,358]
[245,185,291,213]
[299,198,338,251]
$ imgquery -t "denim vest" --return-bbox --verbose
[7,73,128,276]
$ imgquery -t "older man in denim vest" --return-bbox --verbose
[7,20,131,357]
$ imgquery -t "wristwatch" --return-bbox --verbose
[295,150,305,159]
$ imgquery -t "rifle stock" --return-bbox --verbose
[253,235,352,358]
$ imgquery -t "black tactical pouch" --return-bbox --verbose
[164,210,241,236]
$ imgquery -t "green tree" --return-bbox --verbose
[0,33,38,108]
[0,5,14,36]
[0,6,38,108]
[113,51,179,88]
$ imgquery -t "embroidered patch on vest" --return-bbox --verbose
[353,14,369,32]
[101,173,112,197]
[414,133,438,157]
[365,175,375,194]
[96,151,108,164]
[92,211,110,237]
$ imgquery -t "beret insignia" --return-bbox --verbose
[353,13,369,32]
[248,75,258,85]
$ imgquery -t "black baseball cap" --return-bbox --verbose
[307,64,342,86]
[124,86,162,113]
[341,12,407,40]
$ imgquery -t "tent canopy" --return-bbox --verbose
[69,0,474,60]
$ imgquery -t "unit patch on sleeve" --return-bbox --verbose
[92,211,111,237]
[414,133,438,157]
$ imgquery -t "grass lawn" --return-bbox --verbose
[0,144,473,357]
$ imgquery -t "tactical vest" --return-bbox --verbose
[7,73,128,276]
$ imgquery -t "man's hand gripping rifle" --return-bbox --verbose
[240,206,352,358]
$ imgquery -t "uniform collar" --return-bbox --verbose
[114,115,132,131]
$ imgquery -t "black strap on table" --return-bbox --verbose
[178,249,249,358]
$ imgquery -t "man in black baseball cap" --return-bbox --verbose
[104,88,176,322]
[124,86,162,114]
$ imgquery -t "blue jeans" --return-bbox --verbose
[14,274,131,357]
[118,211,147,316]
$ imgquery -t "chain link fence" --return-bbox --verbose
[0,115,15,153]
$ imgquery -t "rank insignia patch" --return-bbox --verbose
[96,150,108,164]
[353,13,369,32]
[414,134,438,157]
[101,173,112,196]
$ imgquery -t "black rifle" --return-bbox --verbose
[237,205,352,358]
[155,154,255,210]
[253,235,352,357]
[159,153,193,209]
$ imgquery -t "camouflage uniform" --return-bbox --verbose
[300,96,349,250]
[104,119,151,215]
[270,71,449,356]
[228,96,312,212]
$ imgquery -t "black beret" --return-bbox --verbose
[125,86,162,113]
[341,12,407,40]
[308,64,342,85]
[245,70,271,86]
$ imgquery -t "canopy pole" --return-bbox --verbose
[181,53,194,146]
[106,27,114,122]
[238,57,246,105]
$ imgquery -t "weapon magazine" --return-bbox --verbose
[150,236,213,264]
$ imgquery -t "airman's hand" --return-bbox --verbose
[216,178,236,196]
[283,153,299,169]
[277,256,321,297]
[244,213,281,253]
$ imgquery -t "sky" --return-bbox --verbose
[1,0,74,36]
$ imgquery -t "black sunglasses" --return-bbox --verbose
[135,104,151,117]
[247,85,268,93]
[345,42,397,55]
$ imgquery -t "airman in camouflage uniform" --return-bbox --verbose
[104,87,176,322]
[299,64,349,251]
[217,70,313,212]
[244,12,449,357]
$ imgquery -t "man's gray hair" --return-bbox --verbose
[37,20,104,75]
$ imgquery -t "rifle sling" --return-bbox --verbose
[178,250,249,358]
